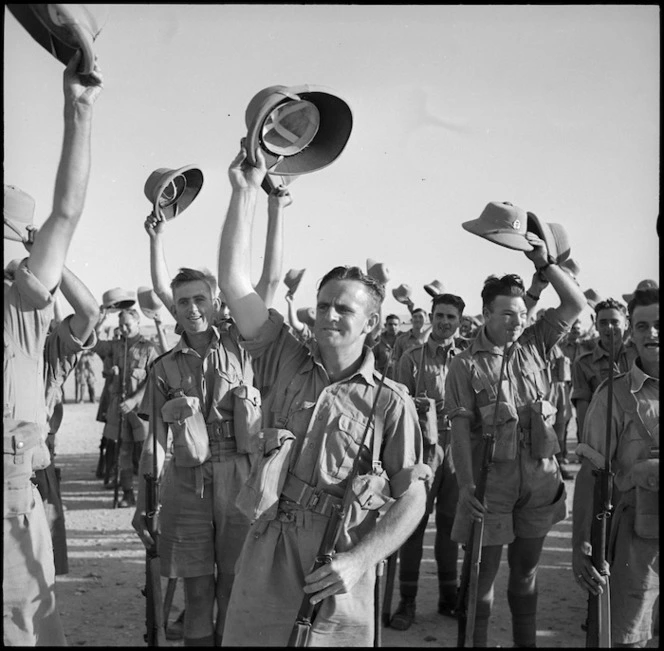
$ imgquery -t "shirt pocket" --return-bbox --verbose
[325,413,374,480]
[284,399,316,435]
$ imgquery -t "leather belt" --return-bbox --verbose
[280,472,342,518]
[206,421,234,440]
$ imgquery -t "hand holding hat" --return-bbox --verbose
[144,165,204,222]
[366,259,390,284]
[137,286,164,320]
[622,279,658,304]
[462,202,533,251]
[424,280,445,298]
[392,283,412,304]
[284,268,306,296]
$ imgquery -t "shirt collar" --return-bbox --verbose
[469,325,514,356]
[306,343,377,387]
[173,325,221,356]
[629,359,658,393]
[426,333,461,356]
[592,340,625,362]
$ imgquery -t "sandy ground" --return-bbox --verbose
[51,400,658,647]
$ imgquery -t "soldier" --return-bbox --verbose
[75,349,97,402]
[572,287,659,648]
[217,144,430,646]
[132,267,257,646]
[373,314,402,380]
[3,51,103,646]
[393,307,430,363]
[93,308,158,506]
[390,293,469,630]
[445,232,586,647]
[572,299,637,442]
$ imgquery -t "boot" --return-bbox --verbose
[119,489,136,508]
[390,596,416,630]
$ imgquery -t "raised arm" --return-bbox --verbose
[285,292,305,334]
[59,266,100,343]
[27,51,103,292]
[218,145,271,340]
[144,211,174,312]
[524,232,585,326]
[524,270,550,323]
[254,185,291,308]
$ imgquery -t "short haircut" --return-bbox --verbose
[481,274,525,310]
[594,298,627,318]
[385,314,400,323]
[411,308,427,318]
[170,267,218,299]
[318,265,385,313]
[432,292,466,317]
[119,308,140,322]
[627,288,659,319]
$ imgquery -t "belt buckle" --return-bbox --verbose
[307,490,321,510]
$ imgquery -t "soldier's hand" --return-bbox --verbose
[228,140,268,191]
[110,365,120,376]
[524,232,549,268]
[132,508,154,550]
[22,225,38,251]
[458,483,486,520]
[285,292,294,304]
[268,185,293,211]
[64,50,104,109]
[144,210,166,238]
[572,542,608,596]
[118,400,133,415]
[302,551,366,605]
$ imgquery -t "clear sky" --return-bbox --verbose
[4,4,659,331]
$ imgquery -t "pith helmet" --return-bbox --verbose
[102,287,136,311]
[4,184,35,242]
[622,279,658,304]
[296,307,316,327]
[424,280,445,298]
[462,202,533,252]
[7,4,108,74]
[583,289,602,309]
[526,212,571,263]
[392,283,412,304]
[366,259,390,284]
[144,165,204,221]
[137,286,164,320]
[245,84,353,182]
[560,257,581,279]
[284,268,306,295]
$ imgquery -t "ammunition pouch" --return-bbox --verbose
[161,395,211,467]
[230,384,262,455]
[529,399,560,460]
[235,428,296,523]
[413,396,438,446]
[552,355,572,383]
[352,465,394,512]
[479,401,518,462]
[631,459,659,539]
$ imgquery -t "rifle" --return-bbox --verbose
[381,551,398,627]
[456,342,511,647]
[586,327,614,648]
[113,332,129,509]
[374,559,385,647]
[143,384,165,646]
[287,353,392,647]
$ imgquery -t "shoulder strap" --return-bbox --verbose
[611,372,654,442]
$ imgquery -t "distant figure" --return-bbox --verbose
[75,349,96,402]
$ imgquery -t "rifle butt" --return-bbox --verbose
[287,620,312,647]
[144,553,165,646]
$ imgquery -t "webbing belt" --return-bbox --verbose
[280,472,342,518]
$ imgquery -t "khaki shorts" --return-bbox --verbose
[3,484,66,646]
[608,501,659,645]
[451,443,567,546]
[159,447,251,577]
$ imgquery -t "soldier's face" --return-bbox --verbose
[483,296,528,346]
[596,308,626,349]
[119,313,139,338]
[172,280,218,335]
[629,304,659,369]
[412,312,425,331]
[385,318,400,336]
[430,303,461,342]
[314,280,378,352]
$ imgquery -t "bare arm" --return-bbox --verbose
[59,266,100,343]
[524,232,585,326]
[255,186,291,308]
[218,145,271,340]
[284,292,305,333]
[524,270,550,322]
[27,52,103,292]
[153,314,169,355]
[144,212,174,312]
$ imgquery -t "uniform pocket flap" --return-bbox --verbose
[161,395,200,423]
[631,459,659,491]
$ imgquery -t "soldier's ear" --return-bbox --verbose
[365,311,380,334]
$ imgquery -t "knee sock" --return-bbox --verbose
[184,634,214,646]
[508,590,538,647]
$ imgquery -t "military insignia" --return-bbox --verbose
[512,219,521,229]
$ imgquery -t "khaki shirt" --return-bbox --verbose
[139,326,252,443]
[571,340,637,404]
[576,361,658,493]
[243,309,429,540]
[372,332,399,380]
[398,334,468,428]
[393,328,429,364]
[445,308,569,434]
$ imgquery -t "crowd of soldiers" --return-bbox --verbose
[4,47,659,651]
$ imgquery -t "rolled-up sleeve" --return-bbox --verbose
[381,389,431,498]
[444,356,475,421]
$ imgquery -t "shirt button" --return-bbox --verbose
[16,441,24,449]
[648,476,656,488]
